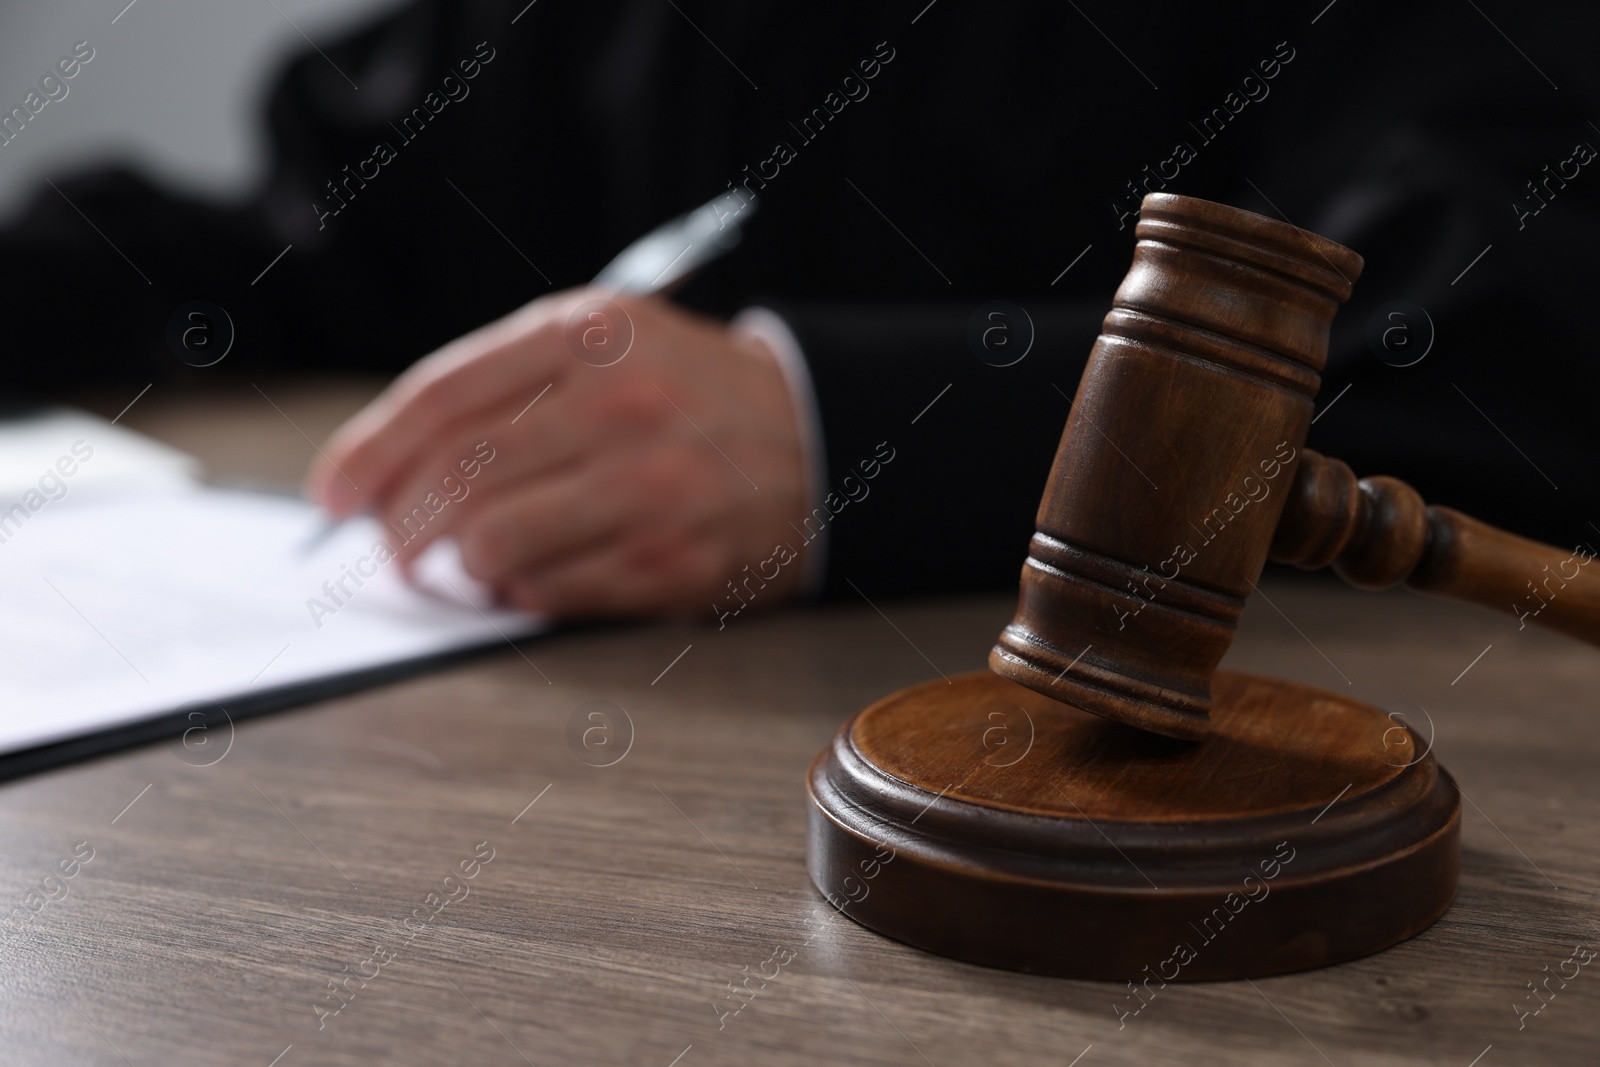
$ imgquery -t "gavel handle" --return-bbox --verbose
[1270,450,1600,646]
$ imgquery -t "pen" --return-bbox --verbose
[299,188,759,555]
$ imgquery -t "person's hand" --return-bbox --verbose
[304,288,808,618]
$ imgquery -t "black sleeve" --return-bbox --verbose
[767,301,1102,600]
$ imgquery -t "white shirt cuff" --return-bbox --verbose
[730,306,828,597]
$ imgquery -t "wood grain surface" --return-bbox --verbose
[990,194,1364,741]
[2,382,1592,1065]
[810,667,1460,979]
[0,582,1595,1066]
[1273,450,1600,647]
[847,671,1413,822]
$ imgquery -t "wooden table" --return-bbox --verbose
[2,382,1595,1066]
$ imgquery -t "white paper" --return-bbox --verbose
[0,409,199,500]
[0,486,543,754]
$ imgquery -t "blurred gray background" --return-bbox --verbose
[0,0,403,218]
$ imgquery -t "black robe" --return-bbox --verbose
[5,0,1597,597]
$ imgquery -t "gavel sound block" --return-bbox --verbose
[808,194,1597,980]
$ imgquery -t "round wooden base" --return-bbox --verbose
[807,670,1459,981]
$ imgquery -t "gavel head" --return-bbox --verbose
[989,193,1364,740]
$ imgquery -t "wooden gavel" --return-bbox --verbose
[991,193,1600,740]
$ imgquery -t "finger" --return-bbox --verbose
[454,466,637,586]
[311,359,561,516]
[306,302,574,513]
[381,367,690,564]
[379,448,531,565]
[374,397,586,563]
[502,531,725,618]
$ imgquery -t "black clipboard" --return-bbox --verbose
[0,631,550,782]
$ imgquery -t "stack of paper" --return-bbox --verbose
[0,411,543,771]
